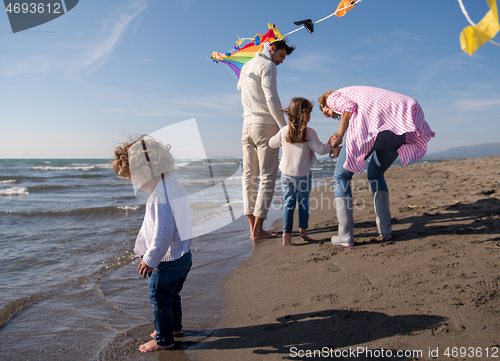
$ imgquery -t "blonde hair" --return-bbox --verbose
[113,135,175,181]
[283,97,313,143]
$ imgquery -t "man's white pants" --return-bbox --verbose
[241,124,280,219]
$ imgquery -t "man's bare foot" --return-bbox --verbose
[150,330,182,338]
[252,229,278,241]
[139,339,174,352]
[282,232,295,246]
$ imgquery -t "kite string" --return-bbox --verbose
[456,0,500,47]
[456,0,475,26]
[218,0,363,54]
[283,0,362,36]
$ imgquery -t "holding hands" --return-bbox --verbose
[328,131,343,158]
[329,145,342,159]
[329,131,343,148]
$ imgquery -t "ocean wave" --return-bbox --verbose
[72,163,112,169]
[0,187,29,196]
[116,205,141,211]
[0,290,57,329]
[30,165,101,171]
[173,160,241,170]
[27,185,69,191]
[180,175,242,185]
[175,162,190,168]
[0,179,17,185]
[192,201,244,226]
[3,204,144,217]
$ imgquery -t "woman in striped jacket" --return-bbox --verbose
[318,86,435,247]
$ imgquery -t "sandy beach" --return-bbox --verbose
[184,156,500,360]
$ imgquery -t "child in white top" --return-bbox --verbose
[270,97,340,245]
[113,135,192,353]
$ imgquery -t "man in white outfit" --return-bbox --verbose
[237,39,295,240]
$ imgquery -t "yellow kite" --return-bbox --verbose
[459,0,500,55]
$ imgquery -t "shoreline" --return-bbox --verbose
[187,156,500,360]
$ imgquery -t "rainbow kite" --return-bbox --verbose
[211,0,359,78]
[211,24,284,78]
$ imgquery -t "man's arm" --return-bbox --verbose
[261,63,287,128]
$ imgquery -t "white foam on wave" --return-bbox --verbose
[94,163,113,169]
[30,166,97,171]
[191,201,244,226]
[0,179,17,185]
[116,205,140,211]
[0,187,29,196]
[175,162,190,168]
[180,175,242,185]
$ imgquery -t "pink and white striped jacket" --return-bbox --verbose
[326,86,435,174]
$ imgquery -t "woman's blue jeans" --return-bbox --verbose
[149,251,192,346]
[334,131,406,198]
[281,173,312,233]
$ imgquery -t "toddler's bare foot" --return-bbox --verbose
[139,339,174,352]
[150,330,182,338]
[282,232,295,246]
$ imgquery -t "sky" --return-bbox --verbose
[1,0,499,159]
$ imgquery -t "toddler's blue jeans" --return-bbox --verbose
[149,251,192,346]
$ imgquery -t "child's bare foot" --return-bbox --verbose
[139,339,174,352]
[282,232,295,246]
[300,228,313,242]
[150,330,182,338]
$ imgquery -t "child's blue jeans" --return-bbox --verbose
[281,173,312,233]
[149,251,192,346]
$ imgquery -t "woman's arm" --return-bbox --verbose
[329,111,352,147]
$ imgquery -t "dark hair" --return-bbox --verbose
[284,97,313,143]
[271,39,295,55]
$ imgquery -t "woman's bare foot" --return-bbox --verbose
[150,330,182,338]
[282,232,294,246]
[139,339,174,352]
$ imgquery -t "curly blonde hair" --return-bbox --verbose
[113,135,175,181]
[284,97,313,143]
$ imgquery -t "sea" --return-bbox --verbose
[0,156,426,360]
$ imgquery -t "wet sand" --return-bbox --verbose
[185,156,500,360]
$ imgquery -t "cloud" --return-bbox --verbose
[455,98,500,111]
[286,53,335,71]
[68,0,147,75]
[0,0,147,77]
[106,92,243,118]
